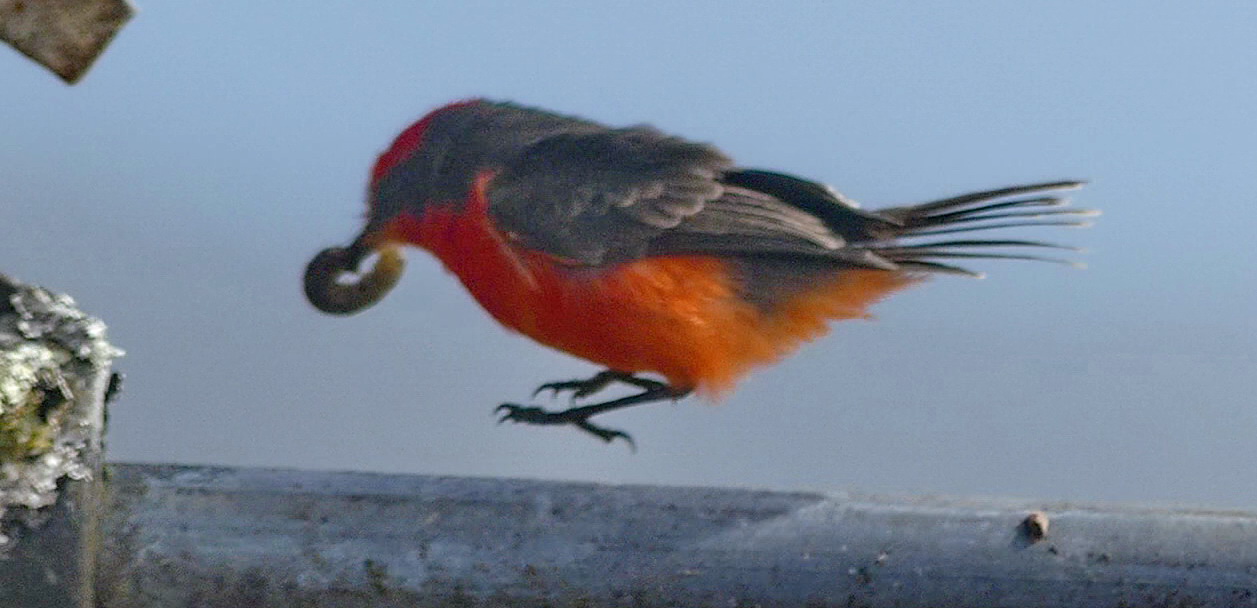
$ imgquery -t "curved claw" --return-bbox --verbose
[531,380,597,401]
[495,403,636,450]
[530,384,561,400]
[529,372,621,401]
[496,403,546,424]
[575,422,636,451]
[304,241,405,315]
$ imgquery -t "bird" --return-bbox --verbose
[305,99,1093,447]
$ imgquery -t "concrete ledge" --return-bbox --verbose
[96,463,1257,607]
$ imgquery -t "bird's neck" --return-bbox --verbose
[380,172,557,334]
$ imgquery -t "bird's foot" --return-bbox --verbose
[496,403,635,449]
[531,370,667,401]
[499,373,689,449]
[531,376,614,401]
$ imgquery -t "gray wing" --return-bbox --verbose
[487,127,878,267]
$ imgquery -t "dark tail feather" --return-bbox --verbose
[878,249,1084,267]
[909,219,1093,237]
[871,180,1093,276]
[884,180,1086,218]
[875,238,1079,251]
[921,198,1096,224]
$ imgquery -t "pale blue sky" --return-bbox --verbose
[4,2,1256,507]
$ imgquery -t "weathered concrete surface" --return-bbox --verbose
[0,274,121,607]
[0,0,134,83]
[97,463,1257,608]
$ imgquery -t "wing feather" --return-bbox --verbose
[487,130,863,266]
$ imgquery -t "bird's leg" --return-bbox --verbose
[531,370,667,401]
[497,374,691,448]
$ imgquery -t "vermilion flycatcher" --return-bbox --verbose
[306,100,1091,446]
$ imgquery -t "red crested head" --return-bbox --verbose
[363,99,605,223]
[369,98,483,184]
